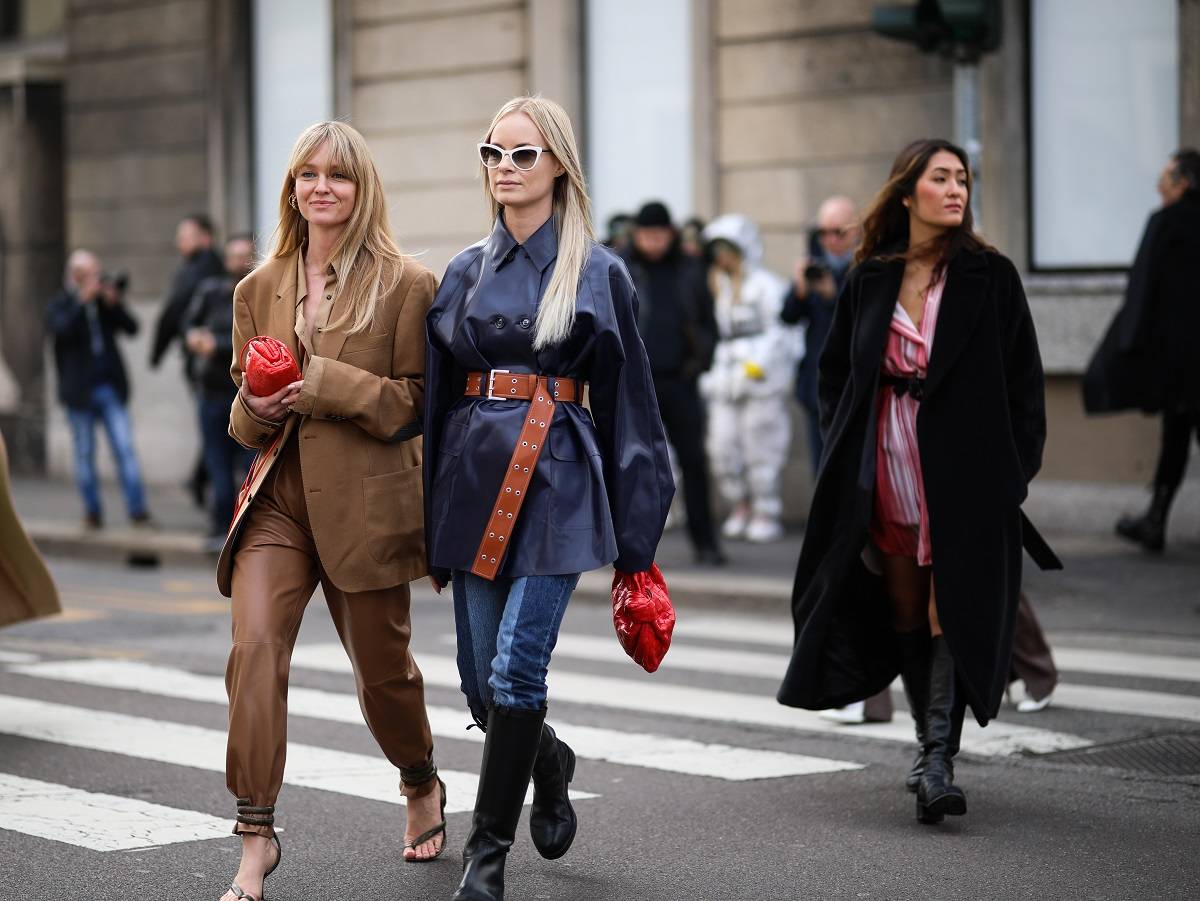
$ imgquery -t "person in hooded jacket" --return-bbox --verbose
[777,139,1061,826]
[424,96,673,901]
[1084,148,1200,553]
[700,214,798,543]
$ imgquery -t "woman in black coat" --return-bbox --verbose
[777,139,1060,825]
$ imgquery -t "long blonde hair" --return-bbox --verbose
[481,96,594,349]
[267,121,404,335]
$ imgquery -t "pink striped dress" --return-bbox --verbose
[869,273,946,566]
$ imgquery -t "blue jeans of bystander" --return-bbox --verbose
[65,382,148,521]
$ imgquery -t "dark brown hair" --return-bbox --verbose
[855,138,993,273]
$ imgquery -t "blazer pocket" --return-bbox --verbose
[362,466,423,566]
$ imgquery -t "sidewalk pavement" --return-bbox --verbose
[9,472,1199,608]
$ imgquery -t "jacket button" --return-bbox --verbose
[518,317,531,329]
[492,316,506,329]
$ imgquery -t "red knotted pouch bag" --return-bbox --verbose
[241,335,302,397]
[611,563,675,673]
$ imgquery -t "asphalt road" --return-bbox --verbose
[0,551,1198,901]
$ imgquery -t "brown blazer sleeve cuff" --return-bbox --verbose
[290,355,325,418]
[231,391,282,446]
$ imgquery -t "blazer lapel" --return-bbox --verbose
[315,289,352,364]
[271,253,304,368]
[924,251,988,398]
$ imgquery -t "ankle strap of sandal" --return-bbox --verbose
[235,798,275,828]
[399,760,438,788]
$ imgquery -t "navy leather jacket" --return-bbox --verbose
[424,215,675,581]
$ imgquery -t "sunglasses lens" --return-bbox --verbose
[511,148,539,170]
[479,145,502,167]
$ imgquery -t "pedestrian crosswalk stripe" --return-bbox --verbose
[286,645,1090,757]
[1052,648,1200,684]
[10,658,863,781]
[1046,683,1200,722]
[0,650,38,664]
[0,773,230,851]
[543,634,1200,707]
[672,614,793,648]
[499,632,790,679]
[0,694,522,813]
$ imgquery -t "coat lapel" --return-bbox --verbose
[854,258,902,386]
[924,251,988,398]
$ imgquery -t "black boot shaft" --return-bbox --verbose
[898,629,933,791]
[917,636,967,823]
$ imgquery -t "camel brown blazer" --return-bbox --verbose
[215,250,436,598]
[0,433,61,628]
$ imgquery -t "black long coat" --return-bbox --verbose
[777,248,1061,726]
[1083,191,1200,414]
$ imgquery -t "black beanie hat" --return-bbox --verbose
[635,201,673,228]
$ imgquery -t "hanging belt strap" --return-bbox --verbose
[463,371,584,580]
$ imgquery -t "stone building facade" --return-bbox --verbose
[0,0,1196,506]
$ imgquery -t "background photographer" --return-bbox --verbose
[45,249,151,529]
[183,235,256,550]
[781,195,861,476]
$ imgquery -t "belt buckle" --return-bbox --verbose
[486,369,512,401]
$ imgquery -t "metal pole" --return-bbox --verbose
[953,60,982,226]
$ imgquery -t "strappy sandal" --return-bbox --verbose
[402,776,447,863]
[227,801,283,901]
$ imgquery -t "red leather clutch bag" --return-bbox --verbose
[242,336,301,397]
[611,563,675,673]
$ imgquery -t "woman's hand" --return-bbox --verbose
[241,380,303,423]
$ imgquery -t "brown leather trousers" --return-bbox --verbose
[225,434,435,836]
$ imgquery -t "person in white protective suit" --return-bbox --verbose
[700,214,800,543]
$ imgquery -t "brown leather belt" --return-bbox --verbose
[463,370,584,580]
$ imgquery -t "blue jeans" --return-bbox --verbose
[452,570,579,721]
[198,392,254,536]
[66,383,148,520]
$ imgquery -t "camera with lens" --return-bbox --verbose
[803,260,831,287]
[100,271,130,294]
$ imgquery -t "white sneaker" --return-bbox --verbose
[819,702,866,724]
[721,509,750,540]
[744,516,784,543]
[1017,692,1052,713]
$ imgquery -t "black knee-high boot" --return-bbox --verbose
[898,629,932,792]
[452,705,545,901]
[916,636,967,824]
[529,723,577,859]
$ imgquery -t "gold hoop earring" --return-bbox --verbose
[289,193,298,210]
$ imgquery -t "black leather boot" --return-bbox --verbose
[452,705,546,901]
[529,723,577,859]
[1116,482,1175,553]
[916,636,967,824]
[898,629,932,792]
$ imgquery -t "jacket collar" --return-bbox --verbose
[486,213,558,273]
